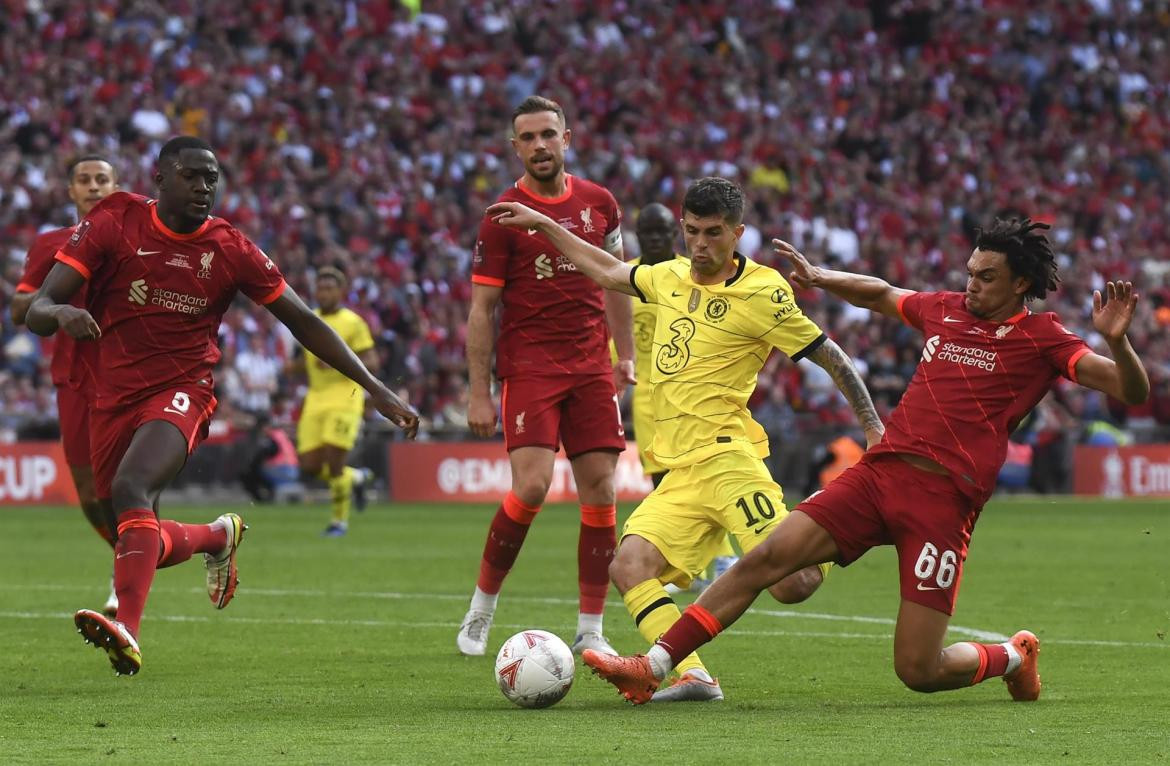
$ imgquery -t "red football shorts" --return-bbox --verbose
[500,372,625,457]
[90,385,218,500]
[57,385,94,468]
[796,453,980,615]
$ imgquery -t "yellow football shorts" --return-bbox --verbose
[297,393,364,453]
[622,450,826,588]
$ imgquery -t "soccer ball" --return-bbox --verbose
[494,629,574,708]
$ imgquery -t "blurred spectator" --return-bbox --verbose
[0,0,1166,474]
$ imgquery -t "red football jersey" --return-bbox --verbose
[869,291,1091,505]
[17,226,97,389]
[472,175,623,378]
[55,192,287,409]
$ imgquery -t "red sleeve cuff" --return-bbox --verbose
[256,280,287,305]
[54,251,91,280]
[15,282,37,293]
[896,291,916,326]
[1066,347,1091,383]
[471,274,505,287]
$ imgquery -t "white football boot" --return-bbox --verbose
[571,631,618,657]
[457,609,494,656]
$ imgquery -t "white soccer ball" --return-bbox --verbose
[494,629,575,708]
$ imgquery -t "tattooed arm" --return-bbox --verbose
[807,338,885,448]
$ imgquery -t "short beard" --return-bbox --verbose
[527,158,562,181]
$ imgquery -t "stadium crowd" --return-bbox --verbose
[3,0,1170,487]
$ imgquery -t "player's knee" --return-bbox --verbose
[75,479,99,509]
[608,547,654,594]
[109,471,150,510]
[511,477,551,508]
[766,565,823,604]
[894,657,942,693]
[577,477,615,506]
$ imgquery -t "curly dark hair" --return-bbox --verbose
[974,217,1060,300]
[683,177,745,225]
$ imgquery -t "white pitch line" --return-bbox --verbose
[1,610,1166,649]
[5,583,1167,649]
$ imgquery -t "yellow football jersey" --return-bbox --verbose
[305,307,375,405]
[630,254,689,473]
[630,254,825,469]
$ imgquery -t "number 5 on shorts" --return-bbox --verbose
[913,542,957,590]
[165,391,191,415]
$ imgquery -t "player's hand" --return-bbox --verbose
[372,388,420,439]
[55,306,101,340]
[613,359,636,394]
[467,390,498,438]
[486,202,550,231]
[772,239,822,290]
[1092,281,1138,342]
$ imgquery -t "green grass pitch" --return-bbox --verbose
[0,497,1166,764]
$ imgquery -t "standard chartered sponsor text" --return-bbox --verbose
[152,287,208,314]
[937,342,997,371]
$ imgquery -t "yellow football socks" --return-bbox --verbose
[623,578,709,678]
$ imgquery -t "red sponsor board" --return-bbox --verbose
[1073,445,1170,498]
[389,442,653,503]
[0,442,79,506]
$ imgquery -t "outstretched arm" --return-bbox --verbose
[266,286,419,437]
[26,262,100,339]
[805,338,885,447]
[487,202,636,295]
[773,239,913,320]
[1075,281,1150,405]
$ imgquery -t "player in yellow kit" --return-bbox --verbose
[488,178,883,702]
[630,204,738,595]
[294,267,377,536]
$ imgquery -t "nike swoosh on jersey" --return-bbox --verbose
[136,248,161,256]
[162,407,187,416]
[942,316,963,323]
[916,582,943,591]
[672,291,682,297]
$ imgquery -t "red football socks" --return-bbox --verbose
[157,520,228,568]
[578,504,616,616]
[113,509,160,637]
[967,642,1011,684]
[655,604,724,667]
[476,492,539,595]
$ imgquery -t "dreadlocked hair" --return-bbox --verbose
[974,217,1060,300]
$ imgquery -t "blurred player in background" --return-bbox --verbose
[457,95,635,658]
[11,155,120,616]
[487,177,884,701]
[28,136,419,676]
[291,266,376,537]
[630,204,738,601]
[583,219,1149,705]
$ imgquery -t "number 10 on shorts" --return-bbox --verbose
[913,542,957,590]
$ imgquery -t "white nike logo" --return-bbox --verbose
[116,550,144,559]
[136,248,161,256]
[162,407,187,416]
[942,316,963,323]
[916,582,942,591]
